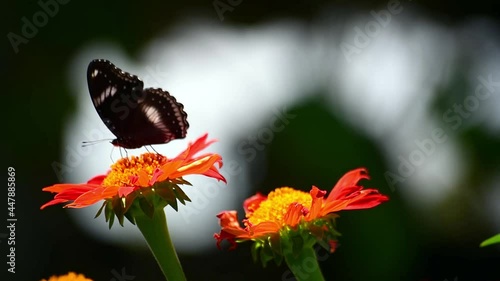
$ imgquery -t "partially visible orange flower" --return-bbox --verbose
[40,272,92,281]
[215,168,388,262]
[42,134,225,226]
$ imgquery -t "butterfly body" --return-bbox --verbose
[87,59,189,149]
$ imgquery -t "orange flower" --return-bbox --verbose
[40,272,92,281]
[42,134,225,225]
[215,168,388,253]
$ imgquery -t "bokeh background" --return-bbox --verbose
[4,0,500,280]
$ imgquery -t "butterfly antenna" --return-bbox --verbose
[81,139,113,147]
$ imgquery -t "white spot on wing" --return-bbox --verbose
[92,69,99,77]
[142,106,164,127]
[93,86,117,106]
[141,104,174,140]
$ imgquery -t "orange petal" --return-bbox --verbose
[319,199,351,216]
[283,203,306,227]
[306,186,326,220]
[215,211,280,241]
[249,221,281,237]
[87,174,107,184]
[118,186,136,197]
[217,211,243,229]
[214,230,238,250]
[215,211,249,244]
[341,189,389,210]
[69,185,120,208]
[326,168,369,201]
[169,154,221,179]
[42,183,92,193]
[157,160,185,182]
[137,170,150,187]
[203,165,226,183]
[40,198,69,210]
[173,133,215,161]
[41,185,94,208]
[243,193,267,215]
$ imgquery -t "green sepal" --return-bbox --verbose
[124,210,136,225]
[251,234,283,267]
[112,197,126,226]
[291,233,305,256]
[269,234,283,266]
[154,182,178,211]
[104,201,112,222]
[251,241,260,263]
[250,217,341,267]
[171,178,192,186]
[173,185,191,205]
[95,201,107,218]
[94,177,195,228]
[106,202,115,229]
[259,241,275,267]
[139,194,155,219]
[122,193,137,216]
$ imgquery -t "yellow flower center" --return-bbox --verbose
[102,153,167,187]
[247,187,311,226]
[40,272,93,281]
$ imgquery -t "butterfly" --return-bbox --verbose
[87,59,189,149]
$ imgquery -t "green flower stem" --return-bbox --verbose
[135,210,187,281]
[284,246,325,281]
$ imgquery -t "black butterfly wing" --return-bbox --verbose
[87,59,144,143]
[87,59,188,149]
[125,88,189,147]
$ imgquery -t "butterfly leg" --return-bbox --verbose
[109,146,115,163]
[148,145,161,155]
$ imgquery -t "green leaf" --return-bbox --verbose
[480,233,500,247]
